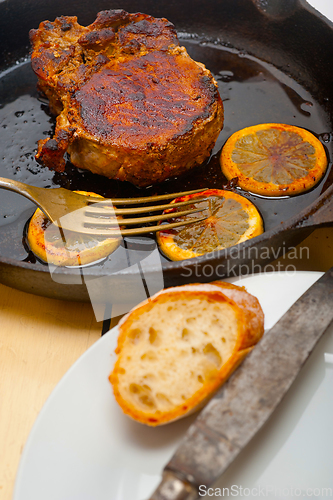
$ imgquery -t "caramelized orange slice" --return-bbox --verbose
[27,191,120,266]
[156,189,263,261]
[220,123,327,196]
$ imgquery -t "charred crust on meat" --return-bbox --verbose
[61,23,72,32]
[95,54,110,65]
[92,9,131,29]
[29,29,38,43]
[56,16,73,31]
[36,127,75,172]
[71,50,218,148]
[30,9,223,186]
[31,57,44,73]
[118,18,178,51]
[122,39,141,55]
[42,138,59,152]
[78,28,116,50]
[43,22,54,31]
[36,137,67,171]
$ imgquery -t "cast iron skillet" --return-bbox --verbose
[0,0,333,303]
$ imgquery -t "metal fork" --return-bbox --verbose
[0,177,209,236]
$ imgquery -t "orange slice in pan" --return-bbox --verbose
[156,189,263,261]
[27,191,121,266]
[220,123,327,196]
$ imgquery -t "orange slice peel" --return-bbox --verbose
[156,188,263,261]
[27,190,121,266]
[220,123,328,196]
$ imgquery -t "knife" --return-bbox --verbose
[148,267,333,500]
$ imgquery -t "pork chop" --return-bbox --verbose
[30,10,223,187]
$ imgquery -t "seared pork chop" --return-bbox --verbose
[30,10,223,187]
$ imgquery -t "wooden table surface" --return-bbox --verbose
[1,227,333,500]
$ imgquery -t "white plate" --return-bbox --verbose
[308,0,333,22]
[13,272,333,500]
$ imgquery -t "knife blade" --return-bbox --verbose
[148,267,333,500]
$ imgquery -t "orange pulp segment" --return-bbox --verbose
[156,189,263,261]
[220,123,327,196]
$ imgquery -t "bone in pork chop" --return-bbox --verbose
[30,10,223,187]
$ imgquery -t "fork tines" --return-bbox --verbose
[83,217,209,237]
[81,188,209,236]
[86,188,208,205]
[85,197,209,218]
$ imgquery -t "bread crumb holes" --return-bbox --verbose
[149,327,159,345]
[128,328,142,344]
[141,351,157,361]
[139,395,155,408]
[203,343,222,367]
[182,328,191,340]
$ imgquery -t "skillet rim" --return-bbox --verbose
[0,0,332,288]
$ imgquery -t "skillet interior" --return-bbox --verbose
[0,0,333,301]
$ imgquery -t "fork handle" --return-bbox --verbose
[0,176,39,207]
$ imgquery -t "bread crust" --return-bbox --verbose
[110,282,264,426]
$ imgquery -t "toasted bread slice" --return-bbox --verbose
[109,282,264,426]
